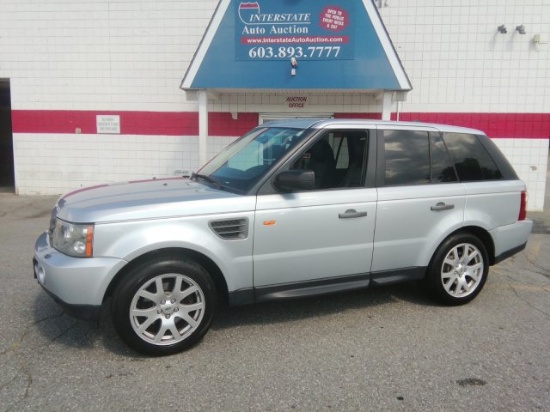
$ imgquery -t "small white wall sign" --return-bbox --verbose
[96,115,121,134]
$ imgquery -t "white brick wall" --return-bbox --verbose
[0,0,218,112]
[1,1,548,209]
[13,133,199,195]
[493,138,548,211]
[5,0,546,115]
[379,0,550,113]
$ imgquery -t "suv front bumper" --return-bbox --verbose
[33,232,127,321]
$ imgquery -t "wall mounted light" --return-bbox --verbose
[533,34,547,45]
[497,25,507,34]
[532,34,547,51]
[516,25,526,35]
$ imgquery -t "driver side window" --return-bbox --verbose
[291,130,369,189]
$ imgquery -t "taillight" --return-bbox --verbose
[518,191,527,221]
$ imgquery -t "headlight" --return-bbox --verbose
[51,219,94,258]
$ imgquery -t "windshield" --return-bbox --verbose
[196,126,309,192]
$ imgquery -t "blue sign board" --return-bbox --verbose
[182,0,412,91]
[236,1,355,61]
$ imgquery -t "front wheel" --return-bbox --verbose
[112,256,217,356]
[425,233,489,305]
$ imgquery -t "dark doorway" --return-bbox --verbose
[0,79,15,191]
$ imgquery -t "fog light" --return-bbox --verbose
[35,264,46,284]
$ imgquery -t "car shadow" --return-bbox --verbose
[32,281,437,357]
[32,292,139,357]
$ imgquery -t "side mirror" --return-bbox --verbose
[274,170,315,192]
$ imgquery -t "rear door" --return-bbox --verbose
[371,126,466,283]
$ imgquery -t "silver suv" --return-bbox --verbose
[34,119,533,355]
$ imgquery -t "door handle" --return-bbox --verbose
[339,209,368,219]
[430,202,455,211]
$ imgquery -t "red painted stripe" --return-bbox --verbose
[11,110,550,139]
[121,111,198,136]
[12,110,199,136]
[208,112,259,136]
[11,110,260,137]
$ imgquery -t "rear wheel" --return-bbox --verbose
[426,233,489,305]
[112,256,216,356]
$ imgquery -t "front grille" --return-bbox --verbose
[209,218,248,240]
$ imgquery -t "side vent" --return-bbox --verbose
[209,218,249,240]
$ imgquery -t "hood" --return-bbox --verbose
[55,177,254,223]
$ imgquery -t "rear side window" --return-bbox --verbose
[384,130,430,186]
[430,132,458,183]
[442,133,503,181]
[383,130,458,186]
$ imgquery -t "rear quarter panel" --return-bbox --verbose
[463,180,532,259]
[462,180,525,230]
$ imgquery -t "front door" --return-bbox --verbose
[253,130,376,294]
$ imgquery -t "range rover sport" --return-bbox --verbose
[33,119,533,355]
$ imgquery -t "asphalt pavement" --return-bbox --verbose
[0,173,549,411]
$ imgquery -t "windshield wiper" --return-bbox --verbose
[191,173,224,190]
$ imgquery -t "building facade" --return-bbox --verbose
[0,0,548,210]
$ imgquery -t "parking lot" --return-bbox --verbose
[1,192,549,412]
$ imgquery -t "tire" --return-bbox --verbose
[112,256,217,356]
[425,233,489,305]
